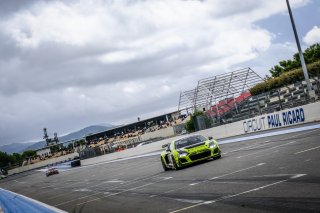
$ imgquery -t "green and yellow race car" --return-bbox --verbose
[161,134,221,171]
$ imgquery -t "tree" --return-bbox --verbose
[79,139,86,146]
[304,43,320,63]
[67,143,74,150]
[0,151,16,168]
[22,150,36,159]
[12,153,22,162]
[269,43,320,77]
[184,111,205,133]
[185,118,195,133]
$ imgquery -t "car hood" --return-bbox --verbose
[178,142,208,152]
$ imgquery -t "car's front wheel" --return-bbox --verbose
[172,157,181,170]
[215,153,221,159]
[161,157,169,171]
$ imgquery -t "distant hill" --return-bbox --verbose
[0,142,35,154]
[0,124,114,154]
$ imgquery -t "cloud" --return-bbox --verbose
[0,0,312,145]
[303,26,320,45]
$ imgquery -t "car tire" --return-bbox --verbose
[161,157,169,171]
[172,157,181,170]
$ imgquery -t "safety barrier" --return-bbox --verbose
[197,102,320,139]
[0,188,66,213]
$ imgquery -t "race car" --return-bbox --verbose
[46,168,59,177]
[160,134,221,171]
[0,175,6,180]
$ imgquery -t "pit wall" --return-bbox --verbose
[198,101,320,139]
[8,153,79,176]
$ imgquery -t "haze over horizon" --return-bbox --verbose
[1,0,320,146]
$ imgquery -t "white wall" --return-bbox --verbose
[197,102,320,139]
[36,148,51,157]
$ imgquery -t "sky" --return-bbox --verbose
[0,0,320,146]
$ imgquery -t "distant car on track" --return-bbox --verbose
[46,168,59,177]
[0,175,6,180]
[160,134,221,171]
[180,129,187,135]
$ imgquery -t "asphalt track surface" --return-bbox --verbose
[1,128,320,213]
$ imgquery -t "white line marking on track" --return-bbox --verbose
[209,163,265,181]
[13,180,26,184]
[189,183,199,186]
[104,180,125,183]
[76,182,154,206]
[252,174,299,178]
[169,174,306,213]
[174,199,204,204]
[175,163,265,188]
[283,128,320,140]
[38,180,90,195]
[49,163,160,200]
[72,188,92,192]
[237,141,296,159]
[54,173,164,207]
[224,143,272,154]
[74,175,174,206]
[295,145,320,154]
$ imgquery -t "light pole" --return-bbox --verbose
[286,0,313,97]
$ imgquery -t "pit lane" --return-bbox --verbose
[1,127,320,213]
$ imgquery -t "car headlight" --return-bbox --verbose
[209,141,216,148]
[178,150,188,157]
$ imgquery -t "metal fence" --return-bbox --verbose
[203,78,320,128]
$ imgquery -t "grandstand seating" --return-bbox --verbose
[207,77,320,126]
[206,91,252,118]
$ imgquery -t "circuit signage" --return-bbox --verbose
[243,107,305,133]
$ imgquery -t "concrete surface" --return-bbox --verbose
[1,127,319,213]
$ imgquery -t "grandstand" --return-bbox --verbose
[178,68,320,128]
[84,111,187,153]
[178,68,263,113]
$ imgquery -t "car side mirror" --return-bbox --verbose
[208,136,213,140]
[162,143,169,149]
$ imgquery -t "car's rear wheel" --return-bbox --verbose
[161,157,169,171]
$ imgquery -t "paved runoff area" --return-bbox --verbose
[1,126,320,213]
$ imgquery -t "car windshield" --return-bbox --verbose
[175,135,207,149]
